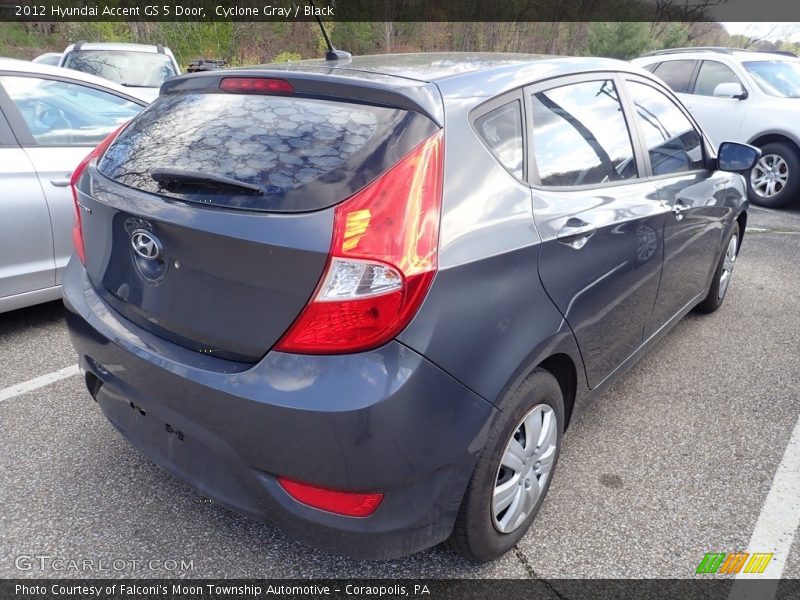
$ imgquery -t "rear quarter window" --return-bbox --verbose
[98,92,438,212]
[474,100,524,179]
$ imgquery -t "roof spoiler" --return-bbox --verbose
[160,70,444,126]
[768,50,798,57]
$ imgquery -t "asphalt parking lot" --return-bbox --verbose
[1,205,798,581]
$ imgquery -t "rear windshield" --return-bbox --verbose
[98,92,437,212]
[63,50,177,88]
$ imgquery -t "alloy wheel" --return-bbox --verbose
[751,154,789,199]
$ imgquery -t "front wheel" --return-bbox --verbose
[696,222,739,314]
[447,368,564,562]
[747,142,800,208]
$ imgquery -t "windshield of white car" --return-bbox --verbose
[743,60,800,98]
[63,50,177,88]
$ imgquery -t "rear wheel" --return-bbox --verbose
[447,368,563,562]
[748,142,800,208]
[696,222,739,314]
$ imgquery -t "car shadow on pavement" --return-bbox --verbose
[0,300,66,338]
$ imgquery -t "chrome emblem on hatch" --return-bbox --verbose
[130,229,162,260]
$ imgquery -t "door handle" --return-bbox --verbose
[672,202,691,220]
[557,221,597,249]
[49,176,71,187]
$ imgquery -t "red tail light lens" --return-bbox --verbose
[70,124,128,266]
[277,477,383,517]
[275,129,444,354]
[219,77,294,95]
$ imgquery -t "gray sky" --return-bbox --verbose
[722,22,800,43]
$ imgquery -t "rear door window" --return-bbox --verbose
[652,60,698,93]
[98,92,437,212]
[530,79,638,187]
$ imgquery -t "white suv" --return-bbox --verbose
[59,42,181,102]
[633,47,800,208]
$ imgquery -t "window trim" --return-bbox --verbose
[0,71,147,148]
[524,71,647,192]
[620,74,713,181]
[469,89,528,183]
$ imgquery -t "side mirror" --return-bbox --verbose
[713,82,748,100]
[718,142,760,172]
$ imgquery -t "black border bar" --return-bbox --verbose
[1,0,799,22]
[2,579,800,600]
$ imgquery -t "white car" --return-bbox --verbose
[633,47,800,208]
[58,42,181,101]
[0,59,150,313]
[32,53,63,66]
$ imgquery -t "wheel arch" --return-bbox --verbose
[747,132,800,155]
[736,210,747,252]
[538,353,578,430]
[492,332,588,433]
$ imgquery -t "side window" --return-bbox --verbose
[693,61,742,96]
[652,60,697,93]
[531,79,637,187]
[474,100,524,179]
[627,81,705,176]
[0,76,142,146]
[642,62,660,73]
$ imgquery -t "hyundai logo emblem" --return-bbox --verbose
[130,229,162,260]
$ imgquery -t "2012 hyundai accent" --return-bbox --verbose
[63,53,758,562]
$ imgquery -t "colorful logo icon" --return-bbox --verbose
[696,552,774,574]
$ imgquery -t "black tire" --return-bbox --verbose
[447,368,564,562]
[747,142,800,208]
[696,222,740,314]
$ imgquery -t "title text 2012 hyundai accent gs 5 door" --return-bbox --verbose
[63,54,757,562]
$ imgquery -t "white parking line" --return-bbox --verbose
[729,413,800,599]
[0,365,80,403]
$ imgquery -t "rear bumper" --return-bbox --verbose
[62,258,495,559]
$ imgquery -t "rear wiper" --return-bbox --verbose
[150,168,263,195]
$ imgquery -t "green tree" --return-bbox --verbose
[64,22,132,44]
[656,22,690,50]
[273,51,303,63]
[586,22,652,59]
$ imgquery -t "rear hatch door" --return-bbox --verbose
[77,73,440,361]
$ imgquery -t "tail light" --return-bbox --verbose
[275,130,444,354]
[277,477,383,517]
[70,124,127,266]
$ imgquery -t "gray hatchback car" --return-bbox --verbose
[63,53,757,561]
